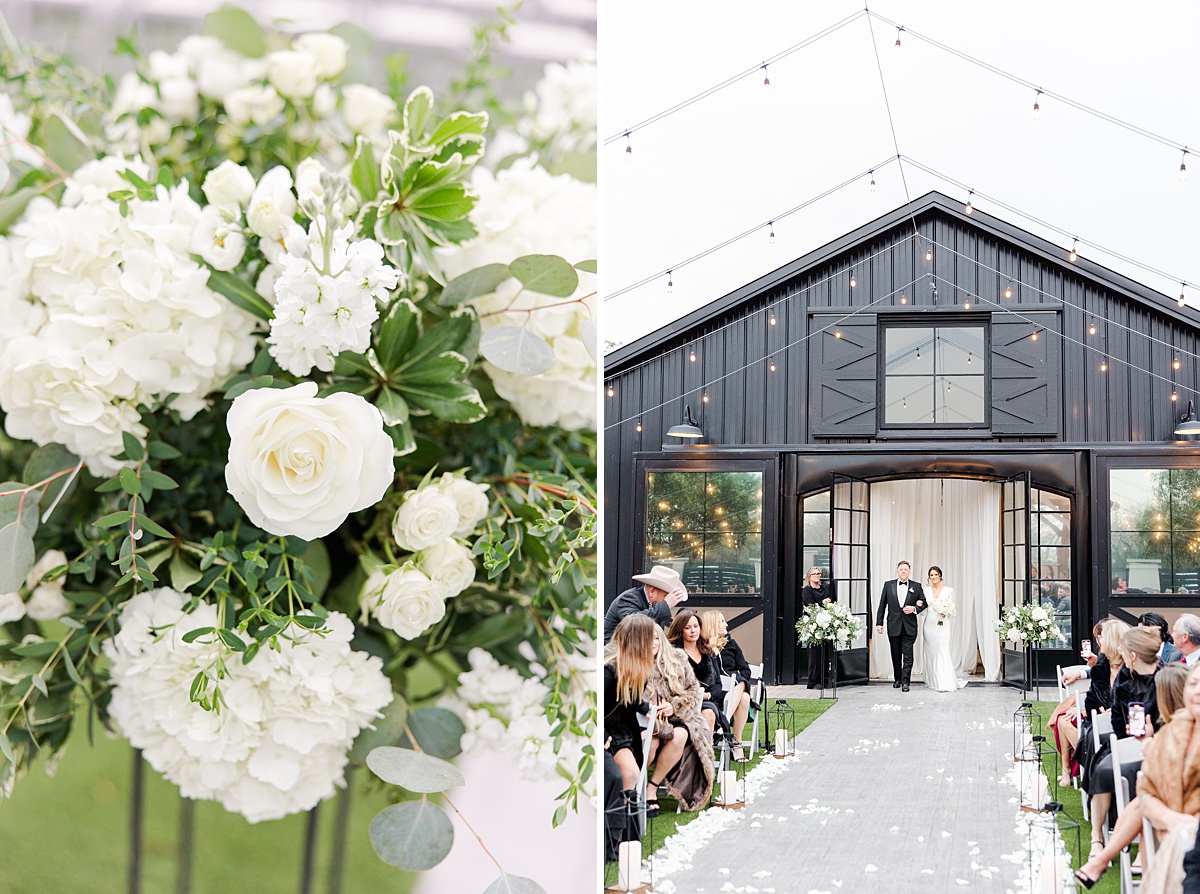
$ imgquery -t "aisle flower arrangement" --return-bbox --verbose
[996,603,1063,645]
[795,598,862,649]
[0,8,595,889]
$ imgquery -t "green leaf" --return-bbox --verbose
[484,874,549,894]
[141,469,178,491]
[0,187,41,232]
[170,553,204,591]
[136,515,172,539]
[509,254,578,298]
[369,800,453,871]
[386,420,416,457]
[0,481,40,534]
[30,673,48,697]
[61,648,85,687]
[202,5,268,57]
[400,381,486,424]
[350,136,382,201]
[121,431,145,461]
[407,183,474,222]
[374,298,421,373]
[376,388,410,428]
[206,268,273,320]
[374,210,409,247]
[401,87,436,149]
[189,671,208,702]
[366,746,465,793]
[396,707,464,760]
[224,375,275,400]
[399,309,479,369]
[300,539,331,600]
[148,441,182,460]
[478,327,557,376]
[328,21,375,85]
[23,443,80,509]
[11,640,57,658]
[349,697,407,764]
[0,521,36,591]
[43,113,94,174]
[439,263,510,307]
[217,628,246,652]
[579,319,598,363]
[94,511,133,528]
[0,731,14,763]
[181,627,215,644]
[402,352,468,385]
[574,259,597,274]
[119,467,142,496]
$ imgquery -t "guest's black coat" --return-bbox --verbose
[603,664,648,765]
[685,650,725,709]
[1111,663,1161,738]
[719,635,752,689]
[602,585,672,644]
[1084,653,1117,717]
[801,583,832,607]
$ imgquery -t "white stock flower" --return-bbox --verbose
[104,588,393,823]
[417,539,476,596]
[360,565,448,639]
[224,85,285,128]
[202,160,256,210]
[225,382,394,540]
[341,84,397,135]
[435,473,490,537]
[293,33,348,81]
[0,592,25,625]
[247,166,297,240]
[392,486,460,551]
[267,50,319,101]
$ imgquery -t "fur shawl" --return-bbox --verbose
[1138,712,1200,816]
[648,655,715,811]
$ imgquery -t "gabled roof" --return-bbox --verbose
[605,190,1194,375]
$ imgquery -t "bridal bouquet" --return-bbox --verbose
[996,603,1063,646]
[796,598,862,649]
[0,7,595,888]
[930,593,956,625]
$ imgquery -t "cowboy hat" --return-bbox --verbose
[632,565,685,594]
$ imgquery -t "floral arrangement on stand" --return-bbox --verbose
[996,603,1063,646]
[795,599,862,650]
[0,7,595,891]
[930,593,956,626]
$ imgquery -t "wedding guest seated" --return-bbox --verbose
[1174,614,1200,667]
[1085,626,1162,859]
[701,610,752,762]
[1047,620,1109,786]
[667,609,726,738]
[602,565,688,644]
[1142,611,1185,664]
[1073,662,1189,887]
[646,625,715,812]
[603,614,683,821]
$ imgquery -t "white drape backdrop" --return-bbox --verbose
[868,479,1002,682]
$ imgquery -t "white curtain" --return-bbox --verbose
[868,478,1002,681]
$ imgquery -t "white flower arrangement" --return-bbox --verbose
[996,602,1064,646]
[930,592,956,625]
[796,598,863,649]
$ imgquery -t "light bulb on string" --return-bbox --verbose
[666,270,674,293]
[636,421,642,432]
[849,271,857,288]
[834,328,843,339]
[967,353,973,365]
[769,359,776,372]
[769,308,777,325]
[900,294,908,304]
[894,26,903,51]
[868,170,876,192]
[1068,239,1078,263]
[1175,358,1182,371]
[1179,283,1187,307]
[1101,359,1109,372]
[1031,329,1039,341]
[1005,281,1013,299]
[965,189,974,215]
[702,391,710,403]
[689,350,696,362]
[1181,149,1189,181]
[925,243,933,262]
[761,64,770,90]
[1173,391,1179,402]
[606,385,614,397]
[1089,322,1097,336]
[768,221,775,244]
[624,132,632,157]
[1032,89,1042,119]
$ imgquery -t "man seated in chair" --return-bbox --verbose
[603,565,689,644]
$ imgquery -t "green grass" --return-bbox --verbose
[1033,700,1121,894]
[603,698,836,887]
[0,724,416,894]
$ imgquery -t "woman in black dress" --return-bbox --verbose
[604,614,669,790]
[702,610,752,761]
[667,609,724,738]
[800,566,832,689]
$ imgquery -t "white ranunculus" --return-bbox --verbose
[435,473,490,537]
[0,591,25,625]
[341,84,397,134]
[417,539,476,596]
[202,160,256,210]
[361,566,448,640]
[266,50,319,101]
[246,166,297,240]
[224,85,285,128]
[293,33,348,81]
[224,382,395,540]
[392,487,460,552]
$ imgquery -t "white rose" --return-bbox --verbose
[312,84,337,119]
[224,382,394,540]
[246,166,297,240]
[192,206,246,271]
[158,77,199,121]
[362,566,447,639]
[417,539,476,596]
[341,84,397,134]
[267,50,319,100]
[0,591,25,625]
[436,474,490,538]
[392,487,460,552]
[293,33,349,80]
[816,610,831,628]
[224,85,285,128]
[25,586,70,621]
[202,160,256,210]
[25,549,67,591]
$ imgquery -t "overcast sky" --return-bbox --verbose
[598,1,1200,350]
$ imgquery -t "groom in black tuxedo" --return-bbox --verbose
[876,560,926,692]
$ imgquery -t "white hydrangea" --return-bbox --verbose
[518,60,597,162]
[439,159,596,430]
[23,549,69,621]
[104,588,393,823]
[266,217,397,376]
[0,158,259,474]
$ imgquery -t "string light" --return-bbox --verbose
[894,26,903,52]
[868,170,876,192]
[769,308,777,325]
[1068,239,1078,263]
[636,420,642,432]
[624,132,631,157]
[834,328,843,339]
[963,300,971,309]
[689,350,696,362]
[967,353,973,365]
[606,385,615,397]
[761,64,770,89]
[1101,359,1109,372]
[1175,358,1182,371]
[1181,149,1189,181]
[1089,322,1097,336]
[1173,391,1179,402]
[769,359,776,372]
[850,272,857,288]
[965,189,974,215]
[702,391,710,403]
[900,295,908,304]
[925,245,933,261]
[666,270,674,293]
[1179,283,1187,307]
[1005,282,1013,299]
[768,221,776,244]
[1032,89,1042,120]
[1031,329,1039,341]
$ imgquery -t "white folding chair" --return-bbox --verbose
[632,710,656,838]
[1082,711,1114,822]
[746,663,765,760]
[715,673,737,775]
[1109,732,1145,889]
[1059,665,1091,699]
[1137,770,1157,882]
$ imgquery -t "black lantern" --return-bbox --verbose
[765,698,797,759]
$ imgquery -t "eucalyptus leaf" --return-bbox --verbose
[43,113,94,174]
[366,746,465,793]
[0,482,39,534]
[483,874,548,894]
[23,443,80,510]
[349,698,407,764]
[479,327,557,376]
[574,259,597,274]
[202,5,268,57]
[439,263,510,307]
[0,187,41,232]
[579,319,598,363]
[206,268,273,320]
[397,706,465,759]
[0,521,36,592]
[369,800,453,871]
[509,254,578,298]
[328,22,374,84]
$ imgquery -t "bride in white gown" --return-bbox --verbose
[923,566,968,692]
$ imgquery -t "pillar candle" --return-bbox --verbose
[1038,852,1066,893]
[1019,731,1033,759]
[617,840,640,891]
[1034,774,1049,809]
[775,727,788,756]
[722,769,739,804]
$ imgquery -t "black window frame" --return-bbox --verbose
[878,316,991,430]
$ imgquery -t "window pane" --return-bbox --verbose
[804,491,830,512]
[936,375,985,423]
[1037,513,1070,546]
[885,376,934,423]
[1112,531,1168,593]
[1110,469,1168,532]
[936,326,984,374]
[1171,535,1200,593]
[1036,490,1071,512]
[885,327,934,375]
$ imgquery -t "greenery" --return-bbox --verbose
[603,698,835,887]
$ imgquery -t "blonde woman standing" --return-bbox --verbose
[800,566,832,689]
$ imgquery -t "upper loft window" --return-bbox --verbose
[882,323,987,427]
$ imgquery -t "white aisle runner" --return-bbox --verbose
[646,685,1064,894]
